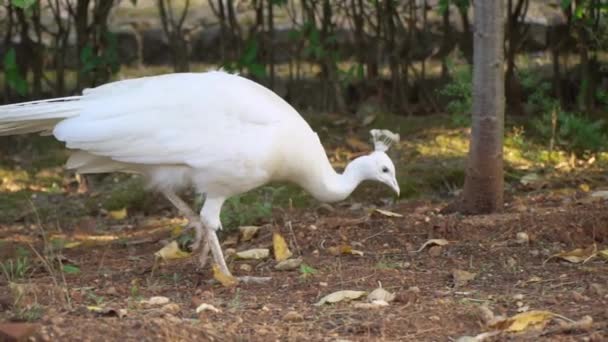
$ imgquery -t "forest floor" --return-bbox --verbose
[1,114,608,341]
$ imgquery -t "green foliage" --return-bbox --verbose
[521,68,607,156]
[10,0,36,8]
[220,192,272,229]
[3,48,28,96]
[224,39,266,78]
[0,256,32,282]
[438,0,470,14]
[299,263,317,278]
[437,60,472,126]
[80,32,121,76]
[533,111,606,156]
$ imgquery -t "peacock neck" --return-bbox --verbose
[306,156,367,203]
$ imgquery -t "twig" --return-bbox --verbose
[287,221,301,256]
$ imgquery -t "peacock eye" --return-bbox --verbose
[381,166,389,173]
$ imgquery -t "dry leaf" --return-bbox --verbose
[239,226,260,242]
[154,241,191,260]
[346,137,371,152]
[275,257,303,271]
[141,296,170,306]
[87,306,127,318]
[108,208,127,220]
[196,303,221,314]
[367,287,396,303]
[353,300,389,309]
[597,249,608,259]
[212,264,238,287]
[362,114,376,126]
[328,245,364,256]
[546,245,597,264]
[374,209,403,218]
[490,310,554,332]
[314,290,367,306]
[415,239,449,253]
[235,248,269,260]
[64,241,82,249]
[273,233,293,262]
[452,269,477,287]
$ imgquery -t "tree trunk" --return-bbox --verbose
[461,0,505,214]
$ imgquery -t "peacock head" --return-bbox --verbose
[365,150,399,196]
[352,129,400,196]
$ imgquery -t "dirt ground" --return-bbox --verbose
[1,189,608,341]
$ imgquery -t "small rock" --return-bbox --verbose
[428,245,443,257]
[0,323,39,342]
[239,264,252,272]
[275,257,303,271]
[106,286,118,296]
[225,248,236,256]
[529,249,540,257]
[162,303,181,315]
[282,311,304,322]
[512,293,524,300]
[590,283,604,297]
[143,296,170,306]
[516,232,529,244]
[429,315,441,321]
[507,257,517,268]
[452,269,477,287]
[408,286,420,293]
[319,282,328,287]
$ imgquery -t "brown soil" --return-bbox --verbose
[1,193,608,341]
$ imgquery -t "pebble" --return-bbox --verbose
[428,246,443,257]
[162,303,181,315]
[239,264,252,272]
[106,286,118,296]
[282,311,304,322]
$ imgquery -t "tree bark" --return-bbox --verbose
[461,0,505,214]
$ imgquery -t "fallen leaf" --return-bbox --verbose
[362,114,376,126]
[327,245,364,256]
[273,233,293,262]
[597,249,608,259]
[367,287,396,303]
[141,296,170,306]
[154,241,191,261]
[108,208,127,220]
[546,245,596,264]
[235,248,270,260]
[239,226,260,242]
[415,239,449,253]
[275,257,303,271]
[64,241,82,249]
[62,265,80,274]
[452,269,477,287]
[196,303,221,314]
[314,290,366,306]
[490,310,554,332]
[374,209,403,218]
[170,225,183,238]
[520,173,541,186]
[87,306,127,318]
[212,264,238,287]
[591,190,608,199]
[353,300,389,309]
[346,137,371,152]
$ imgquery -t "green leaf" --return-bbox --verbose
[3,48,28,96]
[10,0,36,9]
[62,265,80,274]
[248,63,267,78]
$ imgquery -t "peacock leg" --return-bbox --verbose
[206,225,231,276]
[161,190,206,251]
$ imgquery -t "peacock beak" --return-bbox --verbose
[390,177,400,197]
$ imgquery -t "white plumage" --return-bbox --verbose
[0,70,400,277]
